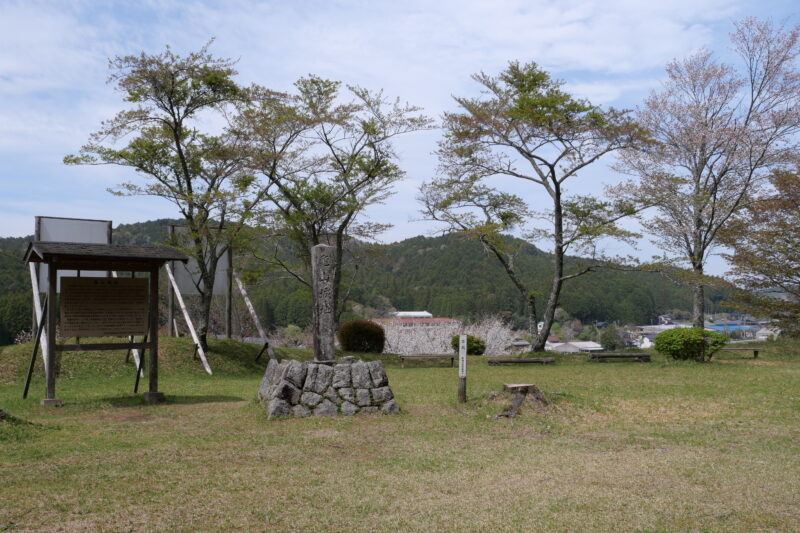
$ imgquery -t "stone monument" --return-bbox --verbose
[258,244,399,418]
[311,244,336,362]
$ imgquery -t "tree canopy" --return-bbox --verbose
[421,61,644,351]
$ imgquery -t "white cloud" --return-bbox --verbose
[0,0,789,278]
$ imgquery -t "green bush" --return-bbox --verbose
[337,320,385,353]
[653,327,727,361]
[450,335,486,355]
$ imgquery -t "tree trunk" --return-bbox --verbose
[532,269,563,352]
[532,184,564,352]
[197,289,213,352]
[526,293,537,347]
[692,265,705,329]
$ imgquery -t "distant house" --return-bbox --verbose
[546,341,603,353]
[756,328,780,341]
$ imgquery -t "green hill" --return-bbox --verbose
[251,233,729,329]
[0,219,729,343]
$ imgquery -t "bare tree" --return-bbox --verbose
[617,18,800,328]
[421,62,643,351]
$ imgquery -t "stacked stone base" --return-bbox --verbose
[259,357,399,419]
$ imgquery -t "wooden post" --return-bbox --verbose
[165,263,213,374]
[233,270,274,360]
[167,261,174,337]
[42,264,61,407]
[458,334,467,403]
[143,266,164,402]
[167,225,175,337]
[225,249,233,339]
[29,263,49,373]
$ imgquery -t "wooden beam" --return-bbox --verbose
[225,250,232,339]
[29,263,49,373]
[54,342,153,352]
[165,263,213,374]
[144,266,164,402]
[233,269,273,359]
[43,264,61,406]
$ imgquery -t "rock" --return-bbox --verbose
[332,364,352,388]
[304,363,334,394]
[292,404,311,417]
[356,388,372,407]
[260,358,400,419]
[338,387,355,403]
[371,386,394,404]
[284,360,307,389]
[351,361,372,388]
[259,359,284,400]
[324,387,340,404]
[258,376,272,402]
[274,380,301,405]
[340,401,359,416]
[381,399,400,414]
[314,399,338,417]
[367,360,388,387]
[337,355,358,364]
[267,398,292,419]
[300,391,323,407]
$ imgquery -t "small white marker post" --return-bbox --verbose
[458,334,467,403]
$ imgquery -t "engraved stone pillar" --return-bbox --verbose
[311,244,336,362]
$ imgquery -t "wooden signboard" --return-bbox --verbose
[60,278,148,337]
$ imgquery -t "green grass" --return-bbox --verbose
[1,338,799,531]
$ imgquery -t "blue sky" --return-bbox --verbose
[1,0,797,274]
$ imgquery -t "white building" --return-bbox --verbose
[393,311,433,319]
[756,328,780,341]
[545,341,603,353]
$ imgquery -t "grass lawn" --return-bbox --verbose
[1,337,799,532]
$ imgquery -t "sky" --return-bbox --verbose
[1,0,797,275]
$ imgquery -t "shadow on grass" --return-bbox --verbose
[86,394,246,408]
[167,395,246,405]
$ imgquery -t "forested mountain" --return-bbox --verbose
[251,233,730,329]
[0,219,730,343]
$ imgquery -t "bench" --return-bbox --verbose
[399,355,456,368]
[588,353,651,362]
[487,357,556,365]
[715,347,760,359]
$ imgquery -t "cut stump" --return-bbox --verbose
[493,384,550,419]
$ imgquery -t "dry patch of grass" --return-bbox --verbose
[716,359,792,366]
[1,341,799,531]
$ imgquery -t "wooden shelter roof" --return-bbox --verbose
[24,241,188,267]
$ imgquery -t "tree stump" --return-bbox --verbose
[493,384,550,419]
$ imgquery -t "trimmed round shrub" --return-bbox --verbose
[653,327,728,361]
[450,334,486,356]
[338,320,385,353]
